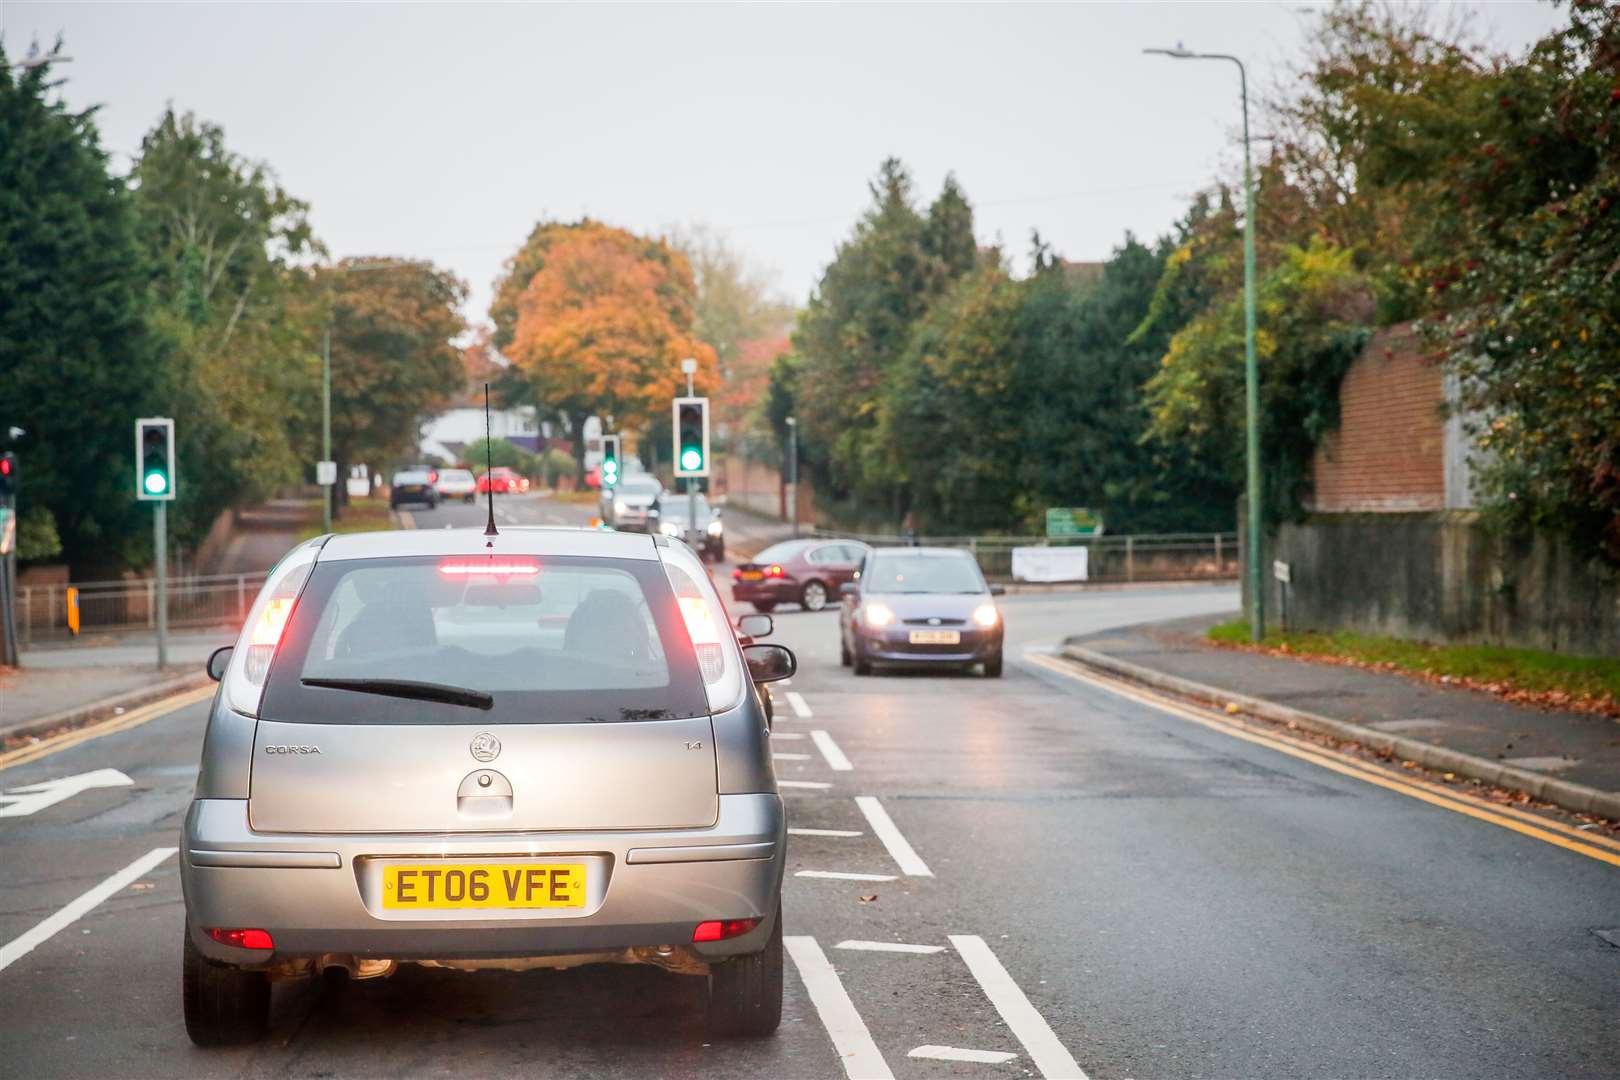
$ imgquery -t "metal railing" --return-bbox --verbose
[16,571,268,644]
[809,529,1239,584]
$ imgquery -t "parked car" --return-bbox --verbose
[435,468,477,503]
[604,473,662,532]
[731,538,869,614]
[183,528,796,1045]
[653,492,725,562]
[839,546,1004,677]
[476,467,529,495]
[389,469,439,510]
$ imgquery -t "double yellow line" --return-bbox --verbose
[0,685,216,772]
[1024,651,1620,869]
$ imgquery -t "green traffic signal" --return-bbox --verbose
[143,469,169,495]
[137,419,174,500]
[675,400,707,475]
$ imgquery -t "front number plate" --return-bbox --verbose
[909,629,961,645]
[382,863,587,910]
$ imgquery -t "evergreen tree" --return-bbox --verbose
[0,45,170,571]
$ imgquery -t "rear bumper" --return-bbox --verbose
[731,579,798,603]
[181,793,785,966]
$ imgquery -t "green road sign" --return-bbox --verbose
[1045,507,1103,538]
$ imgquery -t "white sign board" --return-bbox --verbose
[1273,559,1292,584]
[1011,545,1089,583]
[316,460,337,486]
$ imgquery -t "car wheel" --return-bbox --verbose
[707,901,783,1038]
[753,602,776,614]
[840,637,851,667]
[182,924,270,1047]
[984,652,1003,678]
[800,581,828,612]
[853,645,872,677]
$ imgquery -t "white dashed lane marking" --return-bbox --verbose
[796,870,896,882]
[951,935,1087,1079]
[855,796,932,877]
[910,1045,1017,1065]
[785,691,813,718]
[810,730,853,771]
[835,940,944,954]
[0,847,177,974]
[789,828,863,838]
[769,731,805,740]
[785,936,896,1080]
[779,780,833,790]
[773,752,812,761]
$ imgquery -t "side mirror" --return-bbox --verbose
[742,643,796,684]
[736,612,774,639]
[206,645,233,682]
[988,584,1006,596]
[839,582,858,597]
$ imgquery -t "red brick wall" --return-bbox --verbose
[1311,326,1446,512]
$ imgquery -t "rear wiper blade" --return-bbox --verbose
[301,677,494,711]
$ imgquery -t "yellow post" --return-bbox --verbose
[66,586,79,636]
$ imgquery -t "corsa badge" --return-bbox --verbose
[469,732,501,763]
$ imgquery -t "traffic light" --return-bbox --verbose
[673,397,709,478]
[601,434,621,489]
[0,453,16,499]
[135,418,176,501]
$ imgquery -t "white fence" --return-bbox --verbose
[809,530,1238,584]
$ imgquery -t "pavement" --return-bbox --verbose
[1067,612,1620,799]
[3,504,1617,1078]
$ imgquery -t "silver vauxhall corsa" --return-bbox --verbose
[180,527,794,1045]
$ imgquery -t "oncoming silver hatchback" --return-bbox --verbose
[181,527,794,1045]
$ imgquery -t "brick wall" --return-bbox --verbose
[1311,325,1446,512]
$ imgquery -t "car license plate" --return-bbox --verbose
[739,571,764,581]
[382,862,586,910]
[909,629,961,645]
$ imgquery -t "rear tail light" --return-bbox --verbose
[767,564,784,578]
[208,928,274,950]
[692,918,761,943]
[678,596,725,681]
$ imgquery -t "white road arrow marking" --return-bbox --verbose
[0,768,134,819]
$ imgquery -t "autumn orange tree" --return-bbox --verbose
[503,222,716,480]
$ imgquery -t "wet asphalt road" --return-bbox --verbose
[1,494,1615,1078]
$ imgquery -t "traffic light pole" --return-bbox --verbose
[686,367,696,549]
[0,490,18,667]
[154,500,168,669]
[322,326,333,534]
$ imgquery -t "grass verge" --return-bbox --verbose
[296,499,394,542]
[1207,620,1620,716]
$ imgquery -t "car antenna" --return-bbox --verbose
[483,382,499,542]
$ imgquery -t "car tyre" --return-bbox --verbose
[752,601,776,614]
[853,645,872,676]
[983,652,1003,678]
[707,902,783,1038]
[840,637,851,666]
[182,924,270,1047]
[800,580,828,612]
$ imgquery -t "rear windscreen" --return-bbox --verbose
[260,555,710,725]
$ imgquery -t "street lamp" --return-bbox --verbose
[1145,44,1264,642]
[318,259,431,533]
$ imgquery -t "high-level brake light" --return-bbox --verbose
[437,557,542,578]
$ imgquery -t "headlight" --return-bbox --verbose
[613,498,627,514]
[863,602,895,627]
[973,603,999,627]
[706,520,723,536]
[659,521,680,537]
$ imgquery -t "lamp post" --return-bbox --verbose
[319,260,431,534]
[785,417,799,538]
[1145,44,1264,641]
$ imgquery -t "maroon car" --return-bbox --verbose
[731,538,869,613]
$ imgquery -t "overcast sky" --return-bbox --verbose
[5,1,1565,329]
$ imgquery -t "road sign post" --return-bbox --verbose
[136,419,176,669]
